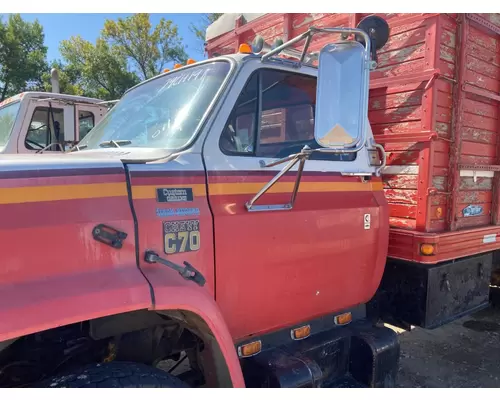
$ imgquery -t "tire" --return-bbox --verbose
[37,361,189,388]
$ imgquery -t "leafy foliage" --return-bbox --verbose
[102,13,188,80]
[0,14,48,101]
[0,13,193,102]
[59,36,139,100]
[189,13,223,55]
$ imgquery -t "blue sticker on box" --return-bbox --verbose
[462,205,483,217]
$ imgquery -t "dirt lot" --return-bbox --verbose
[396,301,500,388]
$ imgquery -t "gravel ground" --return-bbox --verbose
[395,302,500,388]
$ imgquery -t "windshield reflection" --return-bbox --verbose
[78,61,231,151]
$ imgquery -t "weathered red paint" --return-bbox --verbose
[0,163,246,387]
[207,13,500,264]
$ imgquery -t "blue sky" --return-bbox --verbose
[18,13,207,65]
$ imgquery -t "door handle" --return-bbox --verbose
[144,251,206,287]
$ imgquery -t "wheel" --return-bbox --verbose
[36,361,189,388]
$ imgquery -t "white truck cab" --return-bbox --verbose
[0,91,109,154]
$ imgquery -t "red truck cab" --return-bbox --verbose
[0,18,399,388]
[206,12,500,332]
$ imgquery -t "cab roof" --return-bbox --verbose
[0,92,104,109]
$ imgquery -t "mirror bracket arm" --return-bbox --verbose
[245,146,312,212]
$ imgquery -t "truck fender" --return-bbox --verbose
[146,268,245,388]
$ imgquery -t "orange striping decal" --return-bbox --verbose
[0,180,382,205]
[0,183,127,204]
[208,181,384,195]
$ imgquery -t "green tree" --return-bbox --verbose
[190,13,223,55]
[102,13,188,80]
[0,14,48,101]
[59,36,139,100]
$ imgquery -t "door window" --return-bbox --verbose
[219,69,355,161]
[25,106,64,151]
[79,110,95,140]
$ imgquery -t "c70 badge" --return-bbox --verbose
[163,219,200,254]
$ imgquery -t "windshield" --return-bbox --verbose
[0,101,21,147]
[79,61,231,150]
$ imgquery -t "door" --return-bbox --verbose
[18,100,74,153]
[203,67,387,340]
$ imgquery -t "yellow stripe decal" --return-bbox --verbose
[208,181,383,195]
[0,181,383,205]
[0,183,127,204]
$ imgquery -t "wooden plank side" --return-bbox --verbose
[385,150,420,165]
[372,121,423,135]
[369,90,423,111]
[383,174,419,189]
[369,105,422,124]
[459,177,493,191]
[463,98,498,120]
[389,216,416,230]
[468,24,498,54]
[461,140,497,158]
[462,111,498,133]
[462,127,498,145]
[385,189,418,204]
[389,203,417,219]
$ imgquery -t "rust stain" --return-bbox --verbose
[462,127,496,144]
[432,176,447,191]
[440,44,455,64]
[436,122,451,137]
[459,190,492,204]
[459,177,493,191]
[441,29,456,48]
[431,194,448,206]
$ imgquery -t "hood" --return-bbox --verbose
[0,148,180,170]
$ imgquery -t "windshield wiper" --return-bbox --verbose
[99,140,132,148]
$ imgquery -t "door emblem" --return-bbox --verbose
[364,214,371,230]
[156,187,194,203]
[163,219,201,254]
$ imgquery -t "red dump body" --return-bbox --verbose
[206,13,500,264]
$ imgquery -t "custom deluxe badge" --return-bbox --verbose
[163,219,200,254]
[156,188,194,203]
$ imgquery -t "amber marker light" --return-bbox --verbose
[291,325,311,340]
[238,340,262,357]
[334,312,352,326]
[420,243,436,256]
[238,43,252,54]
